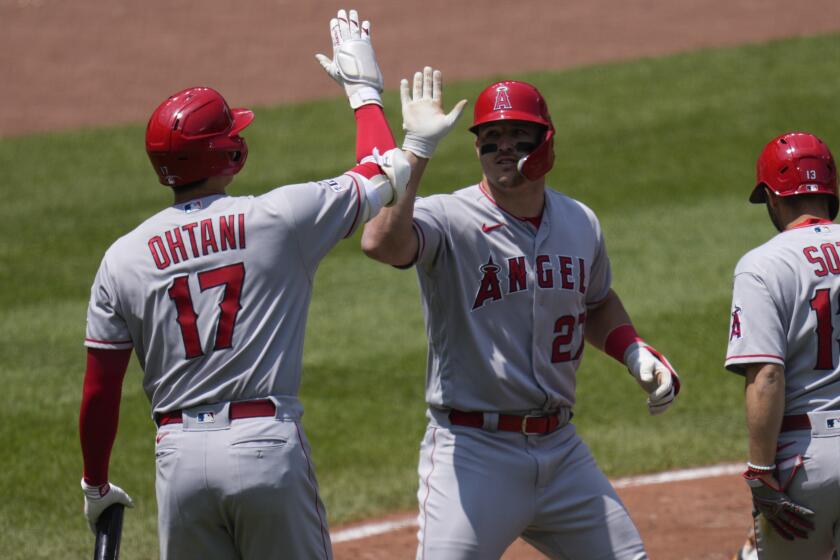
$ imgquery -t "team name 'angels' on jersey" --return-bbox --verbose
[411,183,611,414]
[85,173,373,415]
[725,221,840,414]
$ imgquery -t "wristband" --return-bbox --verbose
[347,86,382,109]
[604,324,642,364]
[402,133,436,160]
[746,461,776,473]
[81,478,111,499]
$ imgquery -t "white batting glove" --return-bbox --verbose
[315,9,383,108]
[401,66,468,159]
[360,147,411,208]
[81,479,134,534]
[624,342,681,415]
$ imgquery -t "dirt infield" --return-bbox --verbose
[7,1,839,558]
[332,470,752,559]
[2,0,839,137]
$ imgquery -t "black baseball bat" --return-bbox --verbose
[93,503,124,560]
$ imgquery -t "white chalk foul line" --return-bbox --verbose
[611,462,744,488]
[331,515,418,544]
[329,462,744,544]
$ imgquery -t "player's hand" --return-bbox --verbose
[315,9,383,108]
[744,472,815,540]
[81,479,135,534]
[360,147,411,207]
[624,342,681,415]
[401,66,467,159]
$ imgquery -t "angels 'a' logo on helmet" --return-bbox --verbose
[493,86,513,111]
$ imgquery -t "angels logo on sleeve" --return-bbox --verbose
[730,305,743,341]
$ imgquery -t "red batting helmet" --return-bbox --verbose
[751,132,838,219]
[470,81,555,180]
[145,87,254,187]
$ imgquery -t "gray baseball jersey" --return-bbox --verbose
[726,219,840,559]
[725,220,840,414]
[412,183,612,413]
[85,173,372,416]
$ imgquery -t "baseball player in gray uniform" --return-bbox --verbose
[78,10,421,559]
[362,80,681,559]
[726,131,840,559]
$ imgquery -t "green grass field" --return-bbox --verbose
[1,32,839,558]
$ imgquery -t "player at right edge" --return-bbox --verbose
[726,132,840,559]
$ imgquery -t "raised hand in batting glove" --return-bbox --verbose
[81,478,134,534]
[401,66,467,159]
[315,9,383,109]
[744,473,815,540]
[624,342,681,415]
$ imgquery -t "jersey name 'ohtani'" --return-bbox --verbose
[147,213,247,270]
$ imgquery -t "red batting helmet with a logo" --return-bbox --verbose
[145,87,254,187]
[751,132,838,219]
[470,81,555,180]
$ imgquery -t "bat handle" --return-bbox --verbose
[93,503,125,560]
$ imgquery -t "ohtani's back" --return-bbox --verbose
[86,179,365,415]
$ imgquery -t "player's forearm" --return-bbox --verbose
[354,105,396,161]
[584,290,633,351]
[744,363,786,467]
[361,154,427,265]
[79,349,130,485]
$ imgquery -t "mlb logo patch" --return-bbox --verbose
[815,225,831,233]
[197,411,215,424]
[826,416,840,430]
[184,200,203,213]
[319,179,347,193]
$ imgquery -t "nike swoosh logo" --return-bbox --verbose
[481,223,505,233]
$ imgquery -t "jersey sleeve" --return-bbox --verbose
[585,213,612,306]
[84,255,133,350]
[724,271,786,374]
[412,196,447,270]
[265,173,372,270]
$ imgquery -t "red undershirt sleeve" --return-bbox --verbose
[79,347,131,485]
[354,104,397,163]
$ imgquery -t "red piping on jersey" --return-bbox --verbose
[725,353,785,361]
[85,337,133,346]
[786,217,833,230]
[343,173,364,239]
[478,181,544,226]
[295,421,331,560]
[419,427,438,560]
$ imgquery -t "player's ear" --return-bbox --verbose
[765,187,781,210]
